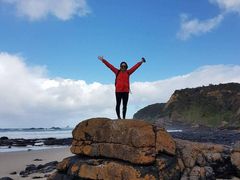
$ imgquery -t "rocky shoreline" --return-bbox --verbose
[0,137,72,149]
[0,147,72,180]
[170,128,240,146]
[18,160,58,179]
[0,160,59,179]
[48,118,240,180]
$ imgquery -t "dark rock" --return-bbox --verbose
[9,171,17,175]
[21,175,28,178]
[50,127,61,130]
[37,164,44,169]
[156,155,181,179]
[34,158,43,161]
[19,161,58,177]
[170,129,240,146]
[19,170,29,177]
[0,138,11,146]
[44,138,57,145]
[39,161,58,173]
[37,161,58,171]
[0,136,8,140]
[41,166,56,173]
[204,166,215,180]
[19,170,26,176]
[13,139,28,147]
[25,164,37,172]
[43,161,58,167]
[0,177,13,180]
[210,154,235,178]
[32,176,43,179]
[44,138,72,146]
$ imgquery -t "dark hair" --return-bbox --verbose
[120,61,128,69]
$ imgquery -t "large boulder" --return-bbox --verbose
[71,118,157,164]
[50,156,158,180]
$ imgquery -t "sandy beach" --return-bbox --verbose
[0,146,73,179]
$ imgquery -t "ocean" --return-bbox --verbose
[0,127,73,139]
[0,128,73,152]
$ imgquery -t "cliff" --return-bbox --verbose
[134,83,240,128]
[133,103,166,123]
[48,118,240,179]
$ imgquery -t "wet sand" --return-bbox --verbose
[0,146,73,179]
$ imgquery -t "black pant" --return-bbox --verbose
[115,92,129,119]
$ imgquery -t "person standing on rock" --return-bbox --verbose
[98,56,146,119]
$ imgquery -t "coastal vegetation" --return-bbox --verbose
[134,83,240,128]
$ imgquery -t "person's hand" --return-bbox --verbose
[98,56,104,61]
[141,57,146,63]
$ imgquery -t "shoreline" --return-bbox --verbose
[0,137,72,153]
[169,128,240,146]
[0,146,73,179]
[0,144,70,153]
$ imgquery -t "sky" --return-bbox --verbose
[0,0,240,128]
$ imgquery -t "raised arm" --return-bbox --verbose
[98,56,118,74]
[128,57,146,75]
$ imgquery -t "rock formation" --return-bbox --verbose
[134,83,240,129]
[48,118,240,180]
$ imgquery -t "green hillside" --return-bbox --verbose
[133,83,240,128]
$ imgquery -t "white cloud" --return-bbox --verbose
[177,14,224,40]
[210,0,240,14]
[1,52,240,127]
[177,0,240,40]
[0,52,114,127]
[1,0,90,21]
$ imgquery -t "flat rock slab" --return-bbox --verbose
[72,118,155,147]
[71,118,157,164]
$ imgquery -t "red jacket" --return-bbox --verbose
[102,59,143,92]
